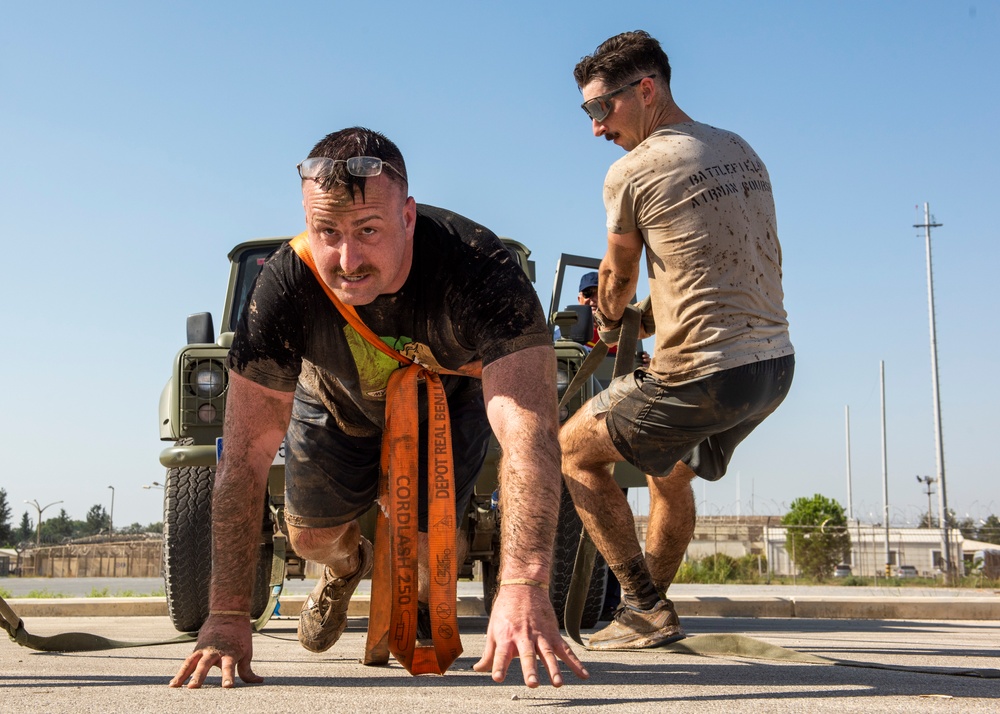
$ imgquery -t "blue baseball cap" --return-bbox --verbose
[579,272,599,292]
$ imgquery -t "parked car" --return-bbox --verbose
[896,565,918,578]
[833,564,852,578]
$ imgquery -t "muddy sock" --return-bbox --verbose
[326,540,365,581]
[608,553,660,610]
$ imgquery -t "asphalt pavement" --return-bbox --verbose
[2,614,998,713]
[3,577,998,711]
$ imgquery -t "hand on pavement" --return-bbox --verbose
[473,583,589,688]
[169,614,263,689]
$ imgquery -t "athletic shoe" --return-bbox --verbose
[587,598,685,650]
[297,537,373,653]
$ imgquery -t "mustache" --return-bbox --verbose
[333,265,378,278]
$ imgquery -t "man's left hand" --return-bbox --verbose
[473,584,589,687]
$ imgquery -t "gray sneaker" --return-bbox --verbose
[297,537,373,653]
[587,598,685,651]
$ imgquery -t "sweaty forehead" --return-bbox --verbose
[303,174,402,213]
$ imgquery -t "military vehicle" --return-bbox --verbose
[157,236,645,633]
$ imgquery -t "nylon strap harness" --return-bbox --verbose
[290,233,477,675]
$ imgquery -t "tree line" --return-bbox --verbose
[0,488,163,548]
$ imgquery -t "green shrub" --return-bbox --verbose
[674,553,770,583]
[734,554,767,581]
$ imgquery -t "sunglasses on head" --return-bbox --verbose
[297,156,406,183]
[581,74,656,122]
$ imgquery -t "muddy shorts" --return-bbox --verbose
[589,355,794,480]
[284,392,491,531]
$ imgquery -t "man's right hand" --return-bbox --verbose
[595,309,623,346]
[169,614,262,689]
[473,583,589,687]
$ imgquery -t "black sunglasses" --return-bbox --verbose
[581,75,655,122]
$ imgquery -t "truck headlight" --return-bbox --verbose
[556,368,570,395]
[191,362,227,398]
[198,403,218,422]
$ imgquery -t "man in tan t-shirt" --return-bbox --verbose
[560,30,795,650]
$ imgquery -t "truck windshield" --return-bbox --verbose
[228,245,281,332]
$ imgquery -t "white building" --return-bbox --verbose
[763,521,964,577]
[672,516,966,578]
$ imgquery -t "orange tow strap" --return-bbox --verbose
[290,233,474,674]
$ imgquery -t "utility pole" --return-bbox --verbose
[916,475,937,527]
[845,405,854,520]
[913,203,951,580]
[879,361,890,576]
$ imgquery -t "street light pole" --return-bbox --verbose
[107,485,115,537]
[23,499,63,548]
[913,202,951,580]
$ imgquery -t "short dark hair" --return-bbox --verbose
[306,127,408,200]
[573,30,671,91]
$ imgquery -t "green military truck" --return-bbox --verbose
[157,236,645,633]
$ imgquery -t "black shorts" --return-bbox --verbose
[283,392,491,531]
[589,355,794,480]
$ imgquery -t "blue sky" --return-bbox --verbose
[1,1,997,532]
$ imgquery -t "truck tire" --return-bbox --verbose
[550,483,607,630]
[481,533,501,615]
[251,543,275,617]
[163,461,213,632]
[162,442,273,632]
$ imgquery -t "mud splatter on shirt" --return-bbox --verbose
[603,122,793,383]
[228,204,550,436]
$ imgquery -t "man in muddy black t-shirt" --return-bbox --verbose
[170,127,588,690]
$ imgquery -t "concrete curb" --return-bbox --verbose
[7,595,999,621]
[673,595,1000,620]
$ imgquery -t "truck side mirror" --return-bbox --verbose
[186,312,215,344]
